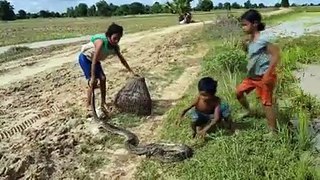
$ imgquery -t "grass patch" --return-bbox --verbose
[145,63,185,95]
[0,12,220,47]
[0,42,82,65]
[135,15,320,179]
[0,9,280,47]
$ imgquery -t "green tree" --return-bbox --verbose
[217,3,223,9]
[198,0,213,11]
[231,2,241,9]
[151,2,163,13]
[66,7,75,17]
[39,10,50,18]
[0,0,16,21]
[88,5,97,16]
[75,3,88,17]
[55,12,61,17]
[96,0,111,16]
[274,3,281,7]
[129,2,145,14]
[281,0,290,7]
[224,2,231,10]
[29,13,39,18]
[18,9,27,19]
[258,3,265,8]
[162,4,171,13]
[244,0,252,9]
[145,5,151,14]
[166,0,193,15]
[114,4,129,16]
[252,3,258,8]
[109,3,119,15]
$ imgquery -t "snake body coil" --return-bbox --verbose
[91,87,193,162]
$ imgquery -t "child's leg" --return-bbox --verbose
[260,89,277,132]
[95,64,106,104]
[220,102,235,131]
[79,54,94,113]
[191,122,197,138]
[259,77,278,133]
[99,75,107,105]
[189,108,208,138]
[86,86,92,109]
[263,105,277,132]
[236,78,255,115]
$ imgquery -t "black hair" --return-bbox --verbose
[241,9,265,31]
[198,77,217,95]
[105,23,123,37]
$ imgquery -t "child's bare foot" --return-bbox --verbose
[192,132,196,138]
[239,110,257,119]
[263,131,278,138]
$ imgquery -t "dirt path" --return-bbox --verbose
[0,21,212,55]
[0,20,207,179]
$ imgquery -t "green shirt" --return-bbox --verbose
[90,33,118,56]
[81,34,119,61]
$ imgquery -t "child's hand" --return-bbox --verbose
[175,119,181,126]
[262,73,274,86]
[197,130,207,138]
[175,113,185,126]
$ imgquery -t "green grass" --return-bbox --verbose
[0,12,222,47]
[135,16,320,180]
[0,9,281,47]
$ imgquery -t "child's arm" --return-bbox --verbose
[265,43,280,76]
[199,105,221,135]
[181,97,199,118]
[115,47,135,74]
[90,40,103,86]
[241,35,250,52]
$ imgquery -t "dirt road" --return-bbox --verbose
[0,21,212,55]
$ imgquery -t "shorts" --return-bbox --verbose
[188,102,231,126]
[236,74,276,106]
[78,53,105,80]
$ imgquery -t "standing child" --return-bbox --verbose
[236,10,280,135]
[79,23,136,116]
[179,77,234,138]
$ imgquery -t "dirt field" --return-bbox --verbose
[0,22,208,179]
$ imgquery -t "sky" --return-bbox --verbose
[7,0,320,13]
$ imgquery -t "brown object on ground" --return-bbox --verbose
[114,77,152,116]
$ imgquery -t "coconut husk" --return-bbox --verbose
[114,77,152,116]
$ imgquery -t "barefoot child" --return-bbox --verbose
[78,23,136,116]
[180,77,234,138]
[236,10,280,135]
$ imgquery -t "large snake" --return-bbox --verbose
[90,83,194,163]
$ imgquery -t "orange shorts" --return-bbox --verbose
[236,74,276,106]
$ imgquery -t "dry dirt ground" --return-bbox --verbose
[0,23,208,179]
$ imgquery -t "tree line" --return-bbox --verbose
[1,0,320,21]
